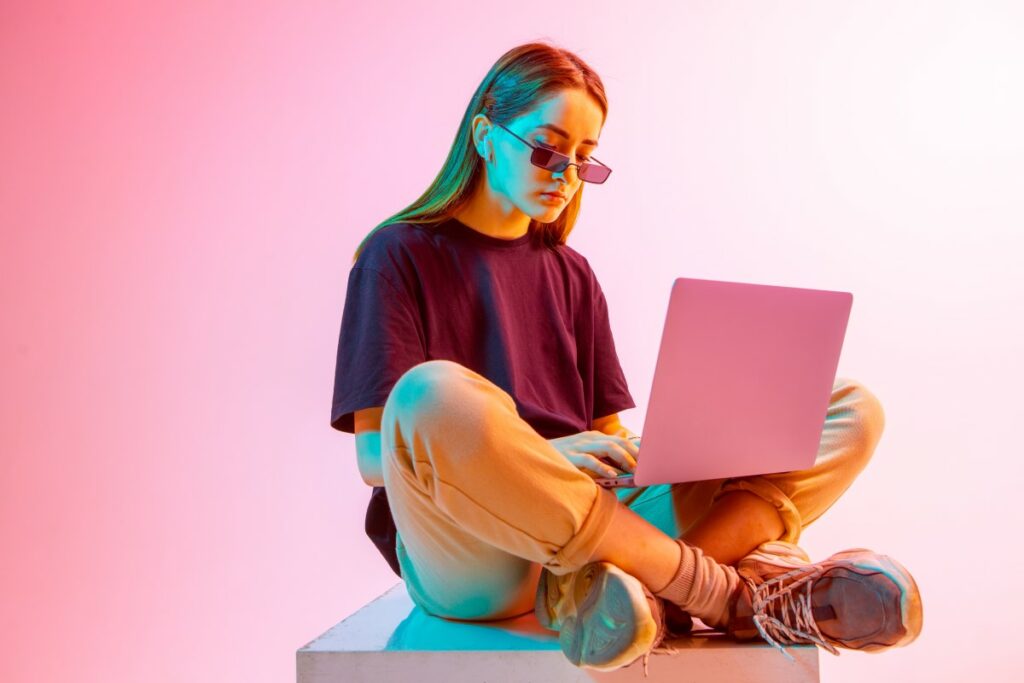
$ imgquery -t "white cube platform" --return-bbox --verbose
[297,582,819,682]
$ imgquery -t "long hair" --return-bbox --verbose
[351,41,608,265]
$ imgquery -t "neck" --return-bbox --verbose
[452,185,530,240]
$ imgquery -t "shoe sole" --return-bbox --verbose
[535,562,659,671]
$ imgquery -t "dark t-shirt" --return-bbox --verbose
[330,217,635,577]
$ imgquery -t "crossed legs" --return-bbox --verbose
[382,360,884,621]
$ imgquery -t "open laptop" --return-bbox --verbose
[596,276,853,488]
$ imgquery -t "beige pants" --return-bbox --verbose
[380,359,885,622]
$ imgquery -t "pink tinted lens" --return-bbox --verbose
[579,163,610,184]
[531,148,610,183]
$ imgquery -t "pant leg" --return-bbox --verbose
[380,359,621,622]
[620,376,886,546]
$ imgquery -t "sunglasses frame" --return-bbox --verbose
[492,121,612,184]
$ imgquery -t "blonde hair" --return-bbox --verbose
[351,41,608,265]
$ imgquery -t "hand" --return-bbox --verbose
[547,431,640,479]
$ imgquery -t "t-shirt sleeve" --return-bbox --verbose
[590,274,636,421]
[330,265,427,434]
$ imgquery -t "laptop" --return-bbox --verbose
[596,276,853,488]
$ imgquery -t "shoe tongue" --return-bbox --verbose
[724,580,766,640]
[737,566,764,585]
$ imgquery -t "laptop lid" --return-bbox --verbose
[632,277,853,486]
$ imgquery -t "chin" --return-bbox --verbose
[534,202,565,217]
[534,210,562,225]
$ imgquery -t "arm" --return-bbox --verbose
[356,409,631,487]
[354,406,386,487]
[593,412,639,440]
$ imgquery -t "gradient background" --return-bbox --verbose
[2,1,1021,681]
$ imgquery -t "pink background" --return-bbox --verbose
[3,1,1021,681]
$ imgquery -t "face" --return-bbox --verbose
[474,88,604,221]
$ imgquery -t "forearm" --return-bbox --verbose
[616,423,640,439]
[594,417,639,440]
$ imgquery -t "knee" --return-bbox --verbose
[834,377,886,459]
[388,359,471,418]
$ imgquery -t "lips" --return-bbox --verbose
[540,192,566,200]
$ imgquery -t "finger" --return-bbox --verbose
[568,453,616,479]
[584,454,620,478]
[604,443,637,473]
[613,435,641,458]
[589,440,635,472]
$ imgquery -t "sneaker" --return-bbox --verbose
[740,539,813,568]
[534,562,680,675]
[726,541,924,660]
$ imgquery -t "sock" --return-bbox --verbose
[652,539,741,629]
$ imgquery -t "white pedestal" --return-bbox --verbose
[297,582,819,682]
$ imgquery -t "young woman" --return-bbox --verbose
[330,41,923,674]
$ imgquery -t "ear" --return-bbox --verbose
[472,114,491,160]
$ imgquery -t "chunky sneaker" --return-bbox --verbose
[726,541,924,660]
[535,562,680,675]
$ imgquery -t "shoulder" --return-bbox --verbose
[355,222,432,266]
[351,222,442,287]
[551,241,596,283]
[556,243,606,302]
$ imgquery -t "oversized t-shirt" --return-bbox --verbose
[330,216,635,577]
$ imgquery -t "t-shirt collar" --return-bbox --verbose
[441,216,533,250]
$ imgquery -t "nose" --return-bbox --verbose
[551,163,579,185]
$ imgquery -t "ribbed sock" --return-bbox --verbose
[652,539,741,629]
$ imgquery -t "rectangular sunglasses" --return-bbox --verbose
[496,122,613,184]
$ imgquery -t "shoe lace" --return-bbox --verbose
[748,566,841,661]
